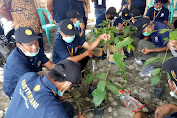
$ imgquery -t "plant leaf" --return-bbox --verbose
[163,37,170,45]
[169,31,177,40]
[92,89,106,108]
[159,29,172,34]
[113,53,125,71]
[125,73,128,84]
[106,84,119,96]
[95,73,106,79]
[151,68,161,76]
[116,70,124,74]
[116,37,133,49]
[143,56,161,67]
[87,75,94,84]
[151,76,160,86]
[97,80,106,92]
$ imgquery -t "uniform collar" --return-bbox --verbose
[41,76,58,96]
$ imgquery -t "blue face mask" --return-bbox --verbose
[154,7,162,11]
[63,35,75,43]
[132,20,135,24]
[143,31,152,36]
[121,18,126,21]
[20,45,39,57]
[74,21,80,28]
[58,83,70,96]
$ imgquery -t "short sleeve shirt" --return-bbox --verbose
[5,72,68,118]
[146,7,169,23]
[94,0,106,8]
[52,34,86,64]
[3,47,49,98]
[0,0,41,34]
[151,22,169,48]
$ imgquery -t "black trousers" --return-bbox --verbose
[77,48,90,70]
[131,5,146,16]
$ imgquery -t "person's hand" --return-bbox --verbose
[59,95,68,102]
[86,50,93,57]
[141,48,151,54]
[79,23,85,32]
[167,39,177,50]
[155,104,172,118]
[77,112,86,118]
[133,111,146,118]
[98,34,111,41]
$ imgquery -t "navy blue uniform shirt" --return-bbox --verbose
[53,0,71,23]
[146,7,169,23]
[94,0,106,8]
[131,0,146,6]
[5,72,68,118]
[71,0,85,16]
[52,34,86,64]
[3,47,49,98]
[151,22,169,48]
[95,13,106,27]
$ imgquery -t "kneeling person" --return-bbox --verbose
[5,59,85,118]
[52,19,110,70]
[3,27,55,98]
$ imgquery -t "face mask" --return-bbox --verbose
[154,7,162,11]
[20,45,39,57]
[63,35,75,43]
[142,27,152,36]
[132,20,135,24]
[74,21,80,28]
[58,83,70,96]
[169,81,177,97]
[121,18,126,21]
[170,45,177,57]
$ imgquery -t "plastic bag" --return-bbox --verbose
[119,90,145,115]
[140,64,155,77]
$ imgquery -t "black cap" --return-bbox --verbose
[121,8,131,20]
[66,10,83,19]
[15,27,41,43]
[106,7,118,17]
[163,57,177,86]
[134,17,151,37]
[60,19,78,35]
[131,9,141,18]
[49,59,81,84]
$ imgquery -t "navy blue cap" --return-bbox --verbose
[49,59,81,84]
[163,57,177,86]
[15,27,41,43]
[134,17,151,37]
[60,19,78,35]
[66,10,83,19]
[122,8,131,20]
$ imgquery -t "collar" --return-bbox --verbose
[41,76,58,96]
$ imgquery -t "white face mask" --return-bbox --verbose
[168,80,177,97]
[170,45,177,57]
[58,83,70,96]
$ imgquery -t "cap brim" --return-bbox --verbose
[16,35,41,43]
[63,28,78,36]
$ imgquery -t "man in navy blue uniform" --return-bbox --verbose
[92,0,106,20]
[95,7,118,28]
[145,0,169,24]
[53,19,110,70]
[5,59,86,118]
[113,8,131,34]
[66,10,85,38]
[129,0,146,16]
[134,17,172,67]
[3,27,55,99]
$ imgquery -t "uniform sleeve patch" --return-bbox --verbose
[34,85,40,92]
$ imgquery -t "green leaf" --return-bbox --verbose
[95,73,106,79]
[87,75,94,84]
[143,56,161,67]
[97,80,106,91]
[167,73,171,80]
[92,89,106,108]
[125,73,128,84]
[159,29,171,34]
[124,26,131,36]
[116,37,133,49]
[151,68,161,76]
[151,76,160,86]
[169,31,177,40]
[127,44,135,53]
[116,70,124,74]
[163,37,170,45]
[107,40,111,45]
[106,84,119,96]
[113,53,125,71]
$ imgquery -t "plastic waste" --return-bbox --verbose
[119,90,145,115]
[135,58,144,66]
[92,59,97,71]
[140,64,155,77]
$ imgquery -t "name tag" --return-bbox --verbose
[98,0,102,5]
